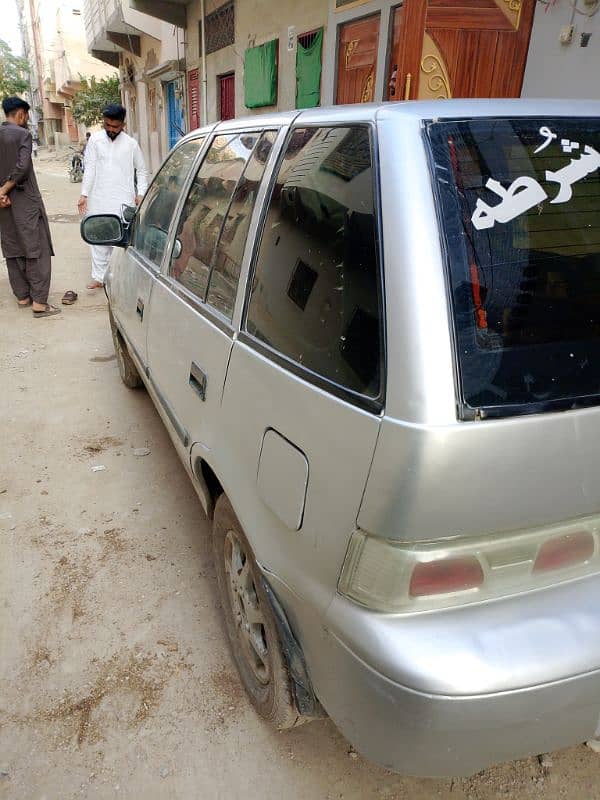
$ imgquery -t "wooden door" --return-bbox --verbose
[219,73,235,120]
[394,0,535,100]
[188,68,200,130]
[336,14,380,105]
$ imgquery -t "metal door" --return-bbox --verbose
[107,245,155,371]
[219,73,235,120]
[166,80,185,150]
[107,139,205,369]
[144,128,274,465]
[216,122,385,623]
[145,279,235,465]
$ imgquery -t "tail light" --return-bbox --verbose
[409,556,484,597]
[338,516,600,614]
[534,531,594,572]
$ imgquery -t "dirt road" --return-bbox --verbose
[1,155,600,800]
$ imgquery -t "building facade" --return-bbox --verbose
[83,0,186,172]
[522,0,600,98]
[17,0,118,146]
[183,0,328,124]
[82,0,600,164]
[127,0,546,132]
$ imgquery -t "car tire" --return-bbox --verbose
[108,308,143,389]
[213,494,301,730]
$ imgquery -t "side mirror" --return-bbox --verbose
[80,214,126,247]
[172,238,182,260]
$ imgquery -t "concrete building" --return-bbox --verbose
[125,0,597,135]
[182,0,327,123]
[81,0,599,163]
[17,0,118,146]
[522,0,600,99]
[83,0,186,172]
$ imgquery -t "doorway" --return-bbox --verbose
[219,73,235,121]
[392,0,535,100]
[336,14,380,105]
[166,80,185,150]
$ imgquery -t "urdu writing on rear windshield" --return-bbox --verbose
[426,118,600,418]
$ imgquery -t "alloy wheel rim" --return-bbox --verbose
[224,529,270,685]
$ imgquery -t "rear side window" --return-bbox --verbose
[170,132,261,302]
[246,126,383,403]
[131,139,203,266]
[206,131,276,318]
[427,117,600,417]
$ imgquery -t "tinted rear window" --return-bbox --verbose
[427,117,600,418]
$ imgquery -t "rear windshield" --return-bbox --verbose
[426,117,600,418]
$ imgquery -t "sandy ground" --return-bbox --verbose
[2,153,600,800]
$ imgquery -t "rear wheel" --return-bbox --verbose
[108,308,143,389]
[213,494,300,729]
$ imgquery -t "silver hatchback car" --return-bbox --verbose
[82,99,600,777]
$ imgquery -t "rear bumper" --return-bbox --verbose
[313,627,600,777]
[268,573,600,777]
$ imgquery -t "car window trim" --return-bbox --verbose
[127,245,161,277]
[204,129,278,317]
[128,134,211,271]
[164,129,253,283]
[230,125,291,331]
[138,133,213,275]
[155,272,235,337]
[161,128,283,330]
[240,121,386,416]
[237,331,383,414]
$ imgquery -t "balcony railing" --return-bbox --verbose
[83,0,121,49]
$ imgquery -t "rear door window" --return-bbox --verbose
[170,132,261,303]
[206,131,276,319]
[427,117,600,417]
[245,126,384,406]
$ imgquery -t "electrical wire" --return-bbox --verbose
[568,0,599,16]
[537,0,599,14]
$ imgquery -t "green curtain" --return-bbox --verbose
[296,29,323,109]
[244,39,278,108]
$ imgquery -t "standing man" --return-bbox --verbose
[78,104,148,289]
[0,96,60,317]
[81,131,91,168]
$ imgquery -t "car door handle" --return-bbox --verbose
[136,298,144,320]
[189,361,207,401]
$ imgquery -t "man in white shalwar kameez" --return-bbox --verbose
[78,104,148,288]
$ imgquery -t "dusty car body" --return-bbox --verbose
[81,99,600,776]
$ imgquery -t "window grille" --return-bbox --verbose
[203,2,235,56]
[297,30,319,49]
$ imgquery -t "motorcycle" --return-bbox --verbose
[69,148,84,183]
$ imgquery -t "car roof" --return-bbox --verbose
[373,97,600,122]
[179,99,600,145]
[181,110,299,142]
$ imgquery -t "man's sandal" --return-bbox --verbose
[61,291,78,305]
[32,304,61,318]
